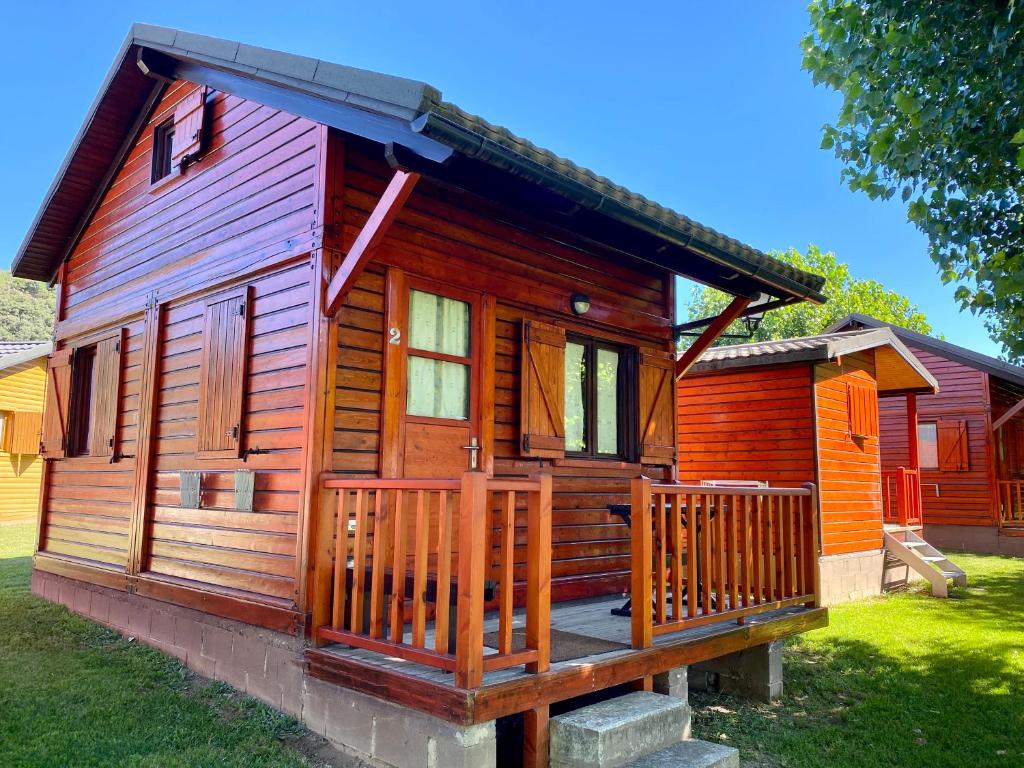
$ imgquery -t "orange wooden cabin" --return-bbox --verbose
[15,25,833,768]
[830,314,1024,557]
[677,328,939,604]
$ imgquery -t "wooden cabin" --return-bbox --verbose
[0,342,50,524]
[829,314,1024,557]
[15,25,832,768]
[676,328,942,604]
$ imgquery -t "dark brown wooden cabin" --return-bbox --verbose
[829,315,1024,557]
[14,25,831,767]
[676,329,938,604]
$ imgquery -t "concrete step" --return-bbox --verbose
[626,740,740,768]
[549,691,688,768]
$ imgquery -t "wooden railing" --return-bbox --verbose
[629,479,820,649]
[882,467,923,526]
[998,480,1024,528]
[316,472,552,689]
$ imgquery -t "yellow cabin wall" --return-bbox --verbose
[0,358,46,523]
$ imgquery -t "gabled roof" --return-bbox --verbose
[689,328,939,394]
[13,24,826,306]
[826,313,1024,389]
[0,341,52,373]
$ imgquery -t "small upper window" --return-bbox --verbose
[918,422,938,469]
[406,289,471,420]
[564,335,633,459]
[152,121,175,183]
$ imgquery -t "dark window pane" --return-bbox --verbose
[565,342,587,452]
[596,347,619,455]
[918,422,938,469]
[407,356,469,419]
[408,289,470,356]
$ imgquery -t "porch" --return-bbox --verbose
[307,473,825,751]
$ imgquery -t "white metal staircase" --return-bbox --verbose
[883,528,967,598]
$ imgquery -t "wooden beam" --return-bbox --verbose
[992,396,1024,432]
[674,295,752,380]
[323,169,419,317]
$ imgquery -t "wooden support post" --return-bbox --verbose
[526,473,553,674]
[523,704,550,768]
[455,471,488,689]
[631,476,653,649]
[675,295,752,380]
[906,393,919,471]
[324,169,419,317]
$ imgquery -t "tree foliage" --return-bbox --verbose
[684,245,933,344]
[802,0,1024,361]
[0,270,55,341]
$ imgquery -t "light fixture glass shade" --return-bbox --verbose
[571,293,591,315]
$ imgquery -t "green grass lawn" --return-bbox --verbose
[691,551,1024,768]
[0,523,344,768]
[3,524,1022,767]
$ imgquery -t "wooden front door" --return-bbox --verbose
[383,271,484,479]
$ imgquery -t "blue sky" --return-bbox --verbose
[0,1,1000,355]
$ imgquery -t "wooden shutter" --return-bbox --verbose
[40,348,73,458]
[520,320,565,457]
[171,86,208,172]
[638,351,675,465]
[847,382,879,438]
[8,411,44,455]
[937,420,969,472]
[196,287,250,459]
[89,330,124,459]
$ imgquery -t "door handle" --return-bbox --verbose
[462,437,480,470]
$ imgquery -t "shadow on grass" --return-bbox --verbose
[692,557,1024,768]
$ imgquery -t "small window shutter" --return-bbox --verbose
[89,330,125,459]
[937,420,969,472]
[638,351,676,465]
[847,382,879,438]
[171,86,208,172]
[41,349,73,458]
[9,412,44,455]
[520,320,566,457]
[196,287,250,459]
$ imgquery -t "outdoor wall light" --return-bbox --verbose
[743,293,771,334]
[570,293,591,315]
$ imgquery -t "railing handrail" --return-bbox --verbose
[650,483,812,498]
[322,476,462,491]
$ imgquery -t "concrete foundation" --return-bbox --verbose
[924,523,1024,557]
[651,666,691,739]
[817,548,927,605]
[31,570,496,768]
[689,640,783,702]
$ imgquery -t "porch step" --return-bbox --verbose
[625,740,739,768]
[883,529,968,598]
[549,691,687,768]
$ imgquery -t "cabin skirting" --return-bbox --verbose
[30,569,496,768]
[818,550,925,605]
[923,523,1024,557]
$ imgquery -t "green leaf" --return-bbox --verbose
[1011,128,1024,144]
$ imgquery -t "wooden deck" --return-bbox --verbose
[306,595,828,724]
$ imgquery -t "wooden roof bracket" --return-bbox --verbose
[674,294,752,380]
[323,168,420,317]
[992,396,1024,432]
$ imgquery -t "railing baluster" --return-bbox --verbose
[795,496,805,597]
[741,495,752,608]
[752,494,763,605]
[765,495,777,602]
[330,490,346,631]
[389,489,406,643]
[350,489,368,634]
[686,493,697,619]
[655,492,667,624]
[499,490,516,655]
[700,494,712,616]
[369,489,389,638]
[411,490,429,648]
[728,494,738,613]
[715,494,726,613]
[435,490,453,654]
[669,493,683,621]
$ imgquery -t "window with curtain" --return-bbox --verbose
[918,422,938,469]
[564,334,633,459]
[406,289,471,420]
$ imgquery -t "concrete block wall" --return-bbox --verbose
[818,549,928,605]
[32,570,496,768]
[924,523,1024,557]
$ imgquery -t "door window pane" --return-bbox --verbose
[407,356,469,420]
[565,342,587,452]
[596,347,619,455]
[408,289,470,356]
[918,422,938,469]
